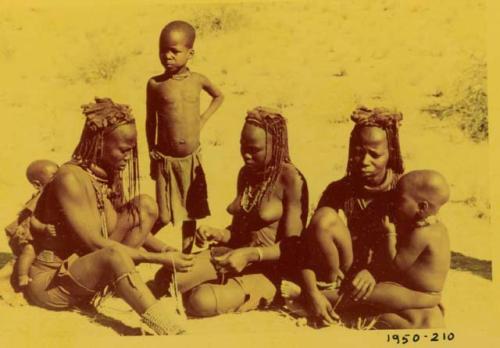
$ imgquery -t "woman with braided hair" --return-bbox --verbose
[299,106,444,328]
[25,98,193,335]
[154,106,308,316]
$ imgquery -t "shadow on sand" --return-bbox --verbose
[0,252,13,269]
[73,304,147,336]
[451,251,491,280]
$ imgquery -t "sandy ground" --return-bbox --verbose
[0,0,494,343]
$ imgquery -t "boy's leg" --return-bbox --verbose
[376,306,445,329]
[363,282,441,312]
[152,164,170,234]
[17,244,36,287]
[374,312,413,329]
[182,220,196,254]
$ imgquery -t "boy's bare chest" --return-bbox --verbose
[154,79,202,105]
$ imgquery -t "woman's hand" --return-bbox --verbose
[195,225,228,247]
[212,248,253,274]
[349,269,376,301]
[306,290,339,327]
[161,251,194,272]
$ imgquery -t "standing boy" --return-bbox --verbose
[146,21,224,252]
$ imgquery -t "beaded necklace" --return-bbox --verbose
[84,165,112,239]
[169,68,191,81]
[240,174,273,213]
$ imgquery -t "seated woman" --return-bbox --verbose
[26,98,193,335]
[300,106,444,328]
[155,106,308,316]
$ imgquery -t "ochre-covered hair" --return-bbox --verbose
[347,106,404,177]
[72,97,140,207]
[244,106,290,205]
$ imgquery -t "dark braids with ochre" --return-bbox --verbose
[72,97,140,208]
[346,106,404,177]
[243,107,290,210]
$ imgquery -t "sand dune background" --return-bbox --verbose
[0,0,494,342]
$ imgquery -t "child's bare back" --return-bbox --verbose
[395,220,450,293]
[4,159,58,288]
[389,169,451,294]
[354,170,451,316]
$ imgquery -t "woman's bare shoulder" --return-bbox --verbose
[52,164,91,195]
[279,163,306,191]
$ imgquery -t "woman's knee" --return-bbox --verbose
[101,245,134,273]
[310,208,344,236]
[186,285,218,317]
[157,210,171,226]
[134,194,159,221]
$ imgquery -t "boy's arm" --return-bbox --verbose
[393,228,429,271]
[145,79,157,154]
[30,216,55,236]
[199,74,224,128]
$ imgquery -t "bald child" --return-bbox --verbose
[346,170,451,319]
[5,160,59,288]
[146,20,224,252]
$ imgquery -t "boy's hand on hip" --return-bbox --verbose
[149,149,162,160]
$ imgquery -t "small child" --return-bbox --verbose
[146,20,224,253]
[362,170,451,308]
[4,160,59,289]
